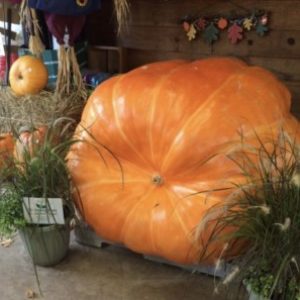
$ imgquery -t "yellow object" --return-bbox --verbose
[9,55,48,96]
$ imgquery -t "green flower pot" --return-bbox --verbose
[19,223,70,267]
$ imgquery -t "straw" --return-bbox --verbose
[114,0,130,33]
[56,46,87,98]
[20,2,45,56]
[28,9,45,56]
[0,88,86,134]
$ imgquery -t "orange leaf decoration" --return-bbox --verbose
[218,17,228,29]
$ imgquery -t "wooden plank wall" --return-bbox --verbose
[115,0,300,118]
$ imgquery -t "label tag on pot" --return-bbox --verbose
[22,197,65,225]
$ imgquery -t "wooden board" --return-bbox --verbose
[74,222,230,278]
[0,4,19,24]
[123,49,300,82]
[86,0,300,117]
[120,27,300,59]
[127,0,300,31]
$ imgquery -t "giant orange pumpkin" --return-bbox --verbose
[67,58,300,264]
[9,55,48,96]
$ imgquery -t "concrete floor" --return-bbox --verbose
[0,233,245,300]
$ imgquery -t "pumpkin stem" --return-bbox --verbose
[152,175,164,186]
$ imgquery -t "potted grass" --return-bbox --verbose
[197,131,300,300]
[0,118,76,267]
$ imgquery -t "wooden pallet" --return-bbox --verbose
[74,222,230,278]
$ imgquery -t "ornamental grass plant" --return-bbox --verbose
[11,118,75,196]
[0,118,80,295]
[0,117,78,237]
[197,130,300,299]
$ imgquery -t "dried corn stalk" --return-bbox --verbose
[114,0,129,33]
[20,0,44,56]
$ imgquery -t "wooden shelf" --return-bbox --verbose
[89,45,127,73]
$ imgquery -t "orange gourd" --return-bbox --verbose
[67,58,300,264]
[14,126,47,163]
[0,133,14,170]
[9,55,48,96]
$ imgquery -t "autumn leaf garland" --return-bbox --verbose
[182,11,269,44]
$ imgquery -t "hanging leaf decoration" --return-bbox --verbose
[256,23,268,36]
[187,24,197,41]
[182,21,190,32]
[243,18,253,31]
[218,17,228,30]
[228,23,243,44]
[203,22,219,44]
[197,18,207,30]
[261,15,268,25]
[181,10,269,45]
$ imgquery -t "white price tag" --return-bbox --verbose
[22,197,65,225]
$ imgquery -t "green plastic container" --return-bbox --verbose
[19,224,70,267]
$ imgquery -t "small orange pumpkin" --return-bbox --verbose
[0,133,14,170]
[14,126,48,164]
[9,55,48,96]
[67,58,300,264]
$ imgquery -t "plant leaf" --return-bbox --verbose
[0,238,13,247]
[26,289,37,299]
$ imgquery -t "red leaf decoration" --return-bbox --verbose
[228,23,243,44]
[197,18,207,30]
